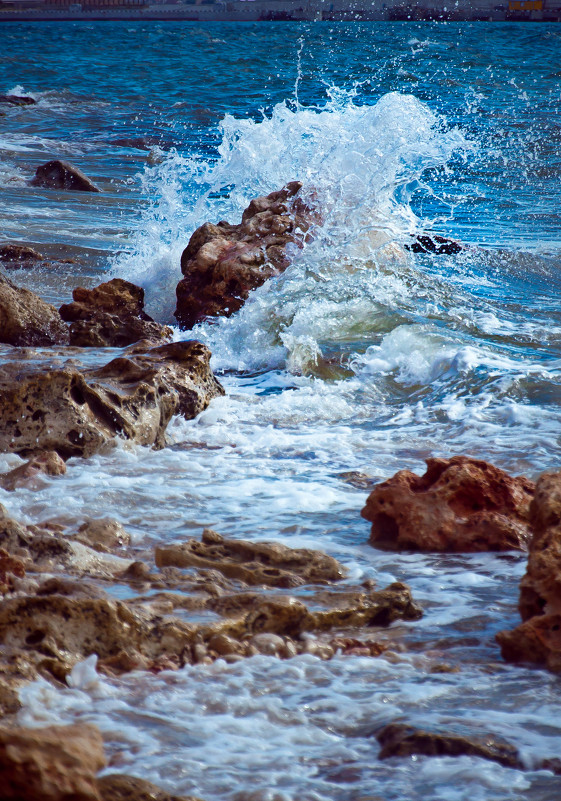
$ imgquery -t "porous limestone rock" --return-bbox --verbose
[175,181,317,328]
[155,528,346,587]
[0,451,66,491]
[497,470,561,672]
[361,456,534,552]
[0,722,106,801]
[0,273,69,346]
[76,518,130,551]
[59,278,172,347]
[31,159,100,192]
[0,340,224,458]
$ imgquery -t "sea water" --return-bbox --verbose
[1,21,561,800]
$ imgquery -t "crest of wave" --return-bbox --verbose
[111,88,468,370]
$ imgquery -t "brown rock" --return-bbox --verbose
[375,723,521,769]
[175,181,317,328]
[0,503,32,553]
[76,519,130,551]
[155,529,345,588]
[0,340,224,459]
[0,244,43,267]
[0,451,66,491]
[0,547,26,593]
[31,160,100,193]
[60,279,172,347]
[0,273,69,346]
[361,456,534,552]
[97,774,202,801]
[0,722,106,801]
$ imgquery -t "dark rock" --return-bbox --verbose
[31,160,100,193]
[0,340,224,459]
[0,273,70,346]
[361,456,534,552]
[175,181,317,329]
[60,278,172,347]
[0,95,36,106]
[407,234,463,255]
[0,244,43,268]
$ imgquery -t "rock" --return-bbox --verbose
[497,471,561,672]
[0,503,32,553]
[175,181,316,328]
[0,548,26,593]
[59,279,172,347]
[0,340,224,459]
[97,773,202,801]
[155,529,346,588]
[0,273,69,346]
[407,234,463,255]
[361,456,534,552]
[0,94,36,106]
[31,160,100,193]
[0,451,66,491]
[0,722,106,801]
[76,519,130,551]
[375,723,521,769]
[0,244,43,268]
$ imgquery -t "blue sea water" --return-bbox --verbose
[2,21,561,801]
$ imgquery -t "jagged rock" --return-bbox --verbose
[0,722,106,801]
[0,244,43,267]
[0,273,69,346]
[0,94,36,106]
[97,774,202,801]
[0,451,66,491]
[375,723,521,769]
[497,471,561,672]
[60,279,172,347]
[0,340,224,459]
[155,528,346,588]
[0,548,26,593]
[407,234,462,255]
[175,181,316,328]
[31,160,100,192]
[76,519,130,551]
[361,456,534,552]
[0,503,32,553]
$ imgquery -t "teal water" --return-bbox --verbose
[2,21,561,801]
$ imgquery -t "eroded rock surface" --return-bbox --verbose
[175,181,316,328]
[155,528,346,587]
[31,159,100,192]
[0,273,69,346]
[60,278,172,347]
[497,470,561,672]
[0,451,66,491]
[0,340,224,458]
[362,456,534,552]
[0,722,106,801]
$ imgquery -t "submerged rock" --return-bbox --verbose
[497,470,561,672]
[0,94,36,106]
[31,159,100,193]
[155,528,346,587]
[0,340,224,458]
[0,243,44,268]
[0,451,66,492]
[0,722,106,801]
[175,181,316,329]
[60,278,172,347]
[361,456,534,552]
[0,273,69,346]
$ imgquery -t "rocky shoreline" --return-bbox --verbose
[1,163,561,798]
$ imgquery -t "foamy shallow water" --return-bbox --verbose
[2,20,561,801]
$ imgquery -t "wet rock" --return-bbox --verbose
[76,518,130,551]
[361,456,534,552]
[0,273,70,346]
[407,234,463,255]
[0,340,224,459]
[375,723,521,768]
[36,576,108,600]
[0,94,36,106]
[0,722,106,801]
[175,181,316,329]
[496,471,561,672]
[0,503,32,553]
[155,529,346,588]
[0,548,26,593]
[59,279,172,347]
[0,451,66,491]
[97,773,202,801]
[0,243,43,268]
[31,159,100,193]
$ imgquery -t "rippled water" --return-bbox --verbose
[2,20,561,801]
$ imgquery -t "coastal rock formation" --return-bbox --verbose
[0,451,66,492]
[155,528,346,587]
[31,160,100,193]
[361,456,534,552]
[0,243,43,268]
[175,181,316,328]
[497,471,561,672]
[97,774,202,801]
[0,94,36,106]
[0,722,106,801]
[0,340,224,458]
[59,278,172,347]
[0,273,69,346]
